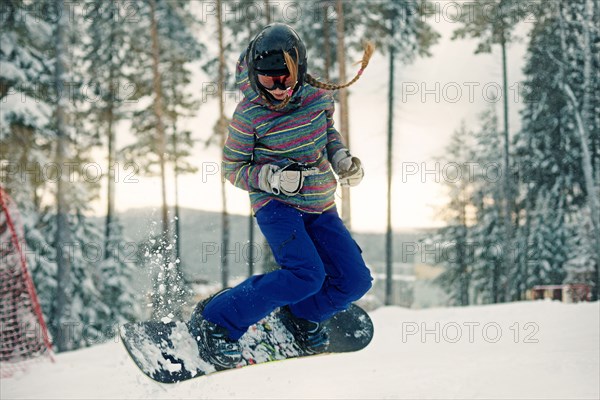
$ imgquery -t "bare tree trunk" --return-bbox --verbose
[264,0,271,24]
[150,0,169,241]
[248,208,254,276]
[217,0,230,288]
[52,0,71,352]
[335,0,351,228]
[500,32,512,303]
[171,117,188,318]
[149,0,173,317]
[458,188,470,306]
[172,120,182,272]
[104,19,116,259]
[322,2,332,81]
[384,17,395,306]
[104,99,115,258]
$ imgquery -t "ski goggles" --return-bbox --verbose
[257,73,295,91]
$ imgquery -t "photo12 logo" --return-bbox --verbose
[0,1,140,24]
[0,161,139,184]
[197,1,335,24]
[401,81,524,104]
[402,321,540,344]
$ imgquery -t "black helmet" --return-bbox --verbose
[246,23,307,97]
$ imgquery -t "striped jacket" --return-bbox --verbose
[222,51,348,214]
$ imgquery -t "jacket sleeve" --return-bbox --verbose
[325,103,348,161]
[222,104,263,192]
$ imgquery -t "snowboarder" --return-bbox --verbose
[189,23,374,368]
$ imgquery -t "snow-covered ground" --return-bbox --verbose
[2,300,599,399]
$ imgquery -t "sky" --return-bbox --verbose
[97,2,532,233]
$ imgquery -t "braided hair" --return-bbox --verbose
[305,42,375,91]
[261,41,375,110]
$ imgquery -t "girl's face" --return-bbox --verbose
[257,73,295,89]
[257,73,295,100]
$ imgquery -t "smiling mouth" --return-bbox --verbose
[269,90,287,98]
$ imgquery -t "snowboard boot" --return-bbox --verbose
[279,306,330,354]
[188,289,242,369]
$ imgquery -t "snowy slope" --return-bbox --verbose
[2,301,599,400]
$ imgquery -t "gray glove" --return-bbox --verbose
[258,163,321,196]
[332,150,364,187]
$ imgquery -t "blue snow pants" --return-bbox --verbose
[202,200,373,340]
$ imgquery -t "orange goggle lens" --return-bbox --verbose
[257,74,295,90]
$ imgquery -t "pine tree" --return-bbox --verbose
[433,122,476,306]
[380,0,440,305]
[555,0,600,298]
[53,0,138,349]
[514,0,599,299]
[565,206,597,290]
[122,0,202,318]
[469,103,509,303]
[99,222,142,325]
[161,0,203,292]
[1,0,55,205]
[1,0,67,339]
[294,1,337,80]
[452,0,533,301]
[51,0,73,351]
[80,1,146,326]
[83,0,140,258]
[2,0,143,350]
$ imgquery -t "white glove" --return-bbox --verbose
[258,163,321,196]
[332,150,364,187]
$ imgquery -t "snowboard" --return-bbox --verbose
[120,304,374,383]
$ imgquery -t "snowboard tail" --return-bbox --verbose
[121,304,373,383]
